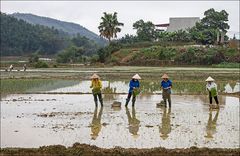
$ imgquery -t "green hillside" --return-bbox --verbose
[1,12,68,56]
[11,13,107,46]
[0,12,100,56]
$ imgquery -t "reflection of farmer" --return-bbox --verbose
[204,109,219,139]
[126,107,140,138]
[90,74,103,107]
[159,107,171,140]
[125,74,141,107]
[90,107,103,140]
[23,64,27,71]
[205,76,219,108]
[161,74,172,108]
[9,64,13,71]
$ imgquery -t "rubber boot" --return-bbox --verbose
[168,99,171,108]
[125,98,130,107]
[132,97,136,107]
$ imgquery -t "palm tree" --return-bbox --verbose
[98,12,124,42]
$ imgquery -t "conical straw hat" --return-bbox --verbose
[90,74,100,79]
[160,134,169,140]
[161,74,169,79]
[205,76,214,82]
[132,74,141,80]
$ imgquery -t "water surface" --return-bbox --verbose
[1,94,239,148]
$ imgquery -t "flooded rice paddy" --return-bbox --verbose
[1,93,239,148]
[0,67,239,150]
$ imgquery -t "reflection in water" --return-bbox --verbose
[159,108,171,140]
[1,94,239,148]
[90,107,103,140]
[126,107,140,138]
[204,109,219,139]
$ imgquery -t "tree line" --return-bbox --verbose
[95,8,239,65]
[116,8,230,45]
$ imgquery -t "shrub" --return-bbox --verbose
[90,55,99,63]
[34,61,49,68]
[29,53,39,63]
[212,62,240,68]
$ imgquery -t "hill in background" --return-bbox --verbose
[1,12,100,56]
[11,13,107,46]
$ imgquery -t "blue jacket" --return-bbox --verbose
[161,80,172,89]
[128,79,140,93]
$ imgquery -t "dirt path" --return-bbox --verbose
[1,143,240,156]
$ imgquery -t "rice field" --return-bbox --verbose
[0,67,239,154]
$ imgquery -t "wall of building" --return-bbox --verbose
[167,17,200,32]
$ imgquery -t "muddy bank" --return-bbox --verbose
[1,143,240,156]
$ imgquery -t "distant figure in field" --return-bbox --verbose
[125,74,141,107]
[90,74,103,107]
[206,76,219,108]
[161,74,172,108]
[23,64,27,71]
[9,64,13,71]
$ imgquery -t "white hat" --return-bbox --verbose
[161,74,169,79]
[132,74,141,80]
[90,74,100,79]
[205,76,215,82]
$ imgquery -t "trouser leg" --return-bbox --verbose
[168,95,171,108]
[125,93,132,106]
[162,90,168,107]
[214,96,219,105]
[132,95,136,107]
[98,93,103,106]
[93,94,98,107]
[209,96,213,104]
[209,92,212,104]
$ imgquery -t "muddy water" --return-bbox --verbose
[1,94,239,149]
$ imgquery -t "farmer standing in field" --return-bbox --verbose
[161,74,172,108]
[125,74,141,107]
[206,76,219,108]
[9,64,13,71]
[23,64,27,71]
[90,74,103,107]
